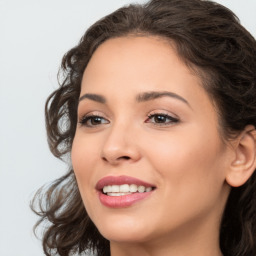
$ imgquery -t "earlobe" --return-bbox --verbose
[226,125,256,187]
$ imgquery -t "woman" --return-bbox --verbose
[32,0,256,255]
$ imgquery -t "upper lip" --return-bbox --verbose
[96,175,156,190]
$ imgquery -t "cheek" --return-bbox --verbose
[143,124,226,192]
[71,135,98,199]
[71,133,100,173]
[71,135,103,221]
[142,128,228,227]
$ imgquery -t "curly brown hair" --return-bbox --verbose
[31,0,256,255]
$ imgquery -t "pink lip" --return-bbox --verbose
[96,175,156,208]
[96,175,155,190]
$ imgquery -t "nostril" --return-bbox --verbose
[102,155,131,163]
[119,156,130,160]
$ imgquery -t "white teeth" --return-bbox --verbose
[146,187,152,192]
[120,184,130,192]
[103,185,112,193]
[103,186,108,193]
[111,185,119,192]
[129,184,137,192]
[138,185,145,193]
[102,184,154,194]
[107,192,132,196]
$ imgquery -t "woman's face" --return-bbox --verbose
[72,36,231,245]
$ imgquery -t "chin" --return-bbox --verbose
[92,213,154,243]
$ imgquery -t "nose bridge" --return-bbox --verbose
[101,117,140,164]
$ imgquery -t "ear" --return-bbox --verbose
[226,125,256,187]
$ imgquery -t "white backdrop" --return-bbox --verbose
[0,1,255,255]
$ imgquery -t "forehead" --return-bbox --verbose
[81,36,202,94]
[81,36,212,107]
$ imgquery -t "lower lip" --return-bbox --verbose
[98,191,153,208]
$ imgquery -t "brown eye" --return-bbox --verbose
[90,116,104,125]
[153,115,168,123]
[146,114,179,125]
[79,115,109,127]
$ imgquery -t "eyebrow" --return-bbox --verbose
[79,93,106,103]
[79,91,190,107]
[136,91,189,105]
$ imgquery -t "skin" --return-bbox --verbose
[71,36,235,256]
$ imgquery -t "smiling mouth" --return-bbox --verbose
[96,175,156,207]
[102,184,155,196]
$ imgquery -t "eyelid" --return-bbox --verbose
[78,110,108,120]
[146,109,178,119]
[78,111,110,126]
[145,110,180,126]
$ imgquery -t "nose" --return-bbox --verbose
[101,122,141,165]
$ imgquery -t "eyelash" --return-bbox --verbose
[78,114,109,127]
[78,112,179,127]
[146,113,179,126]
